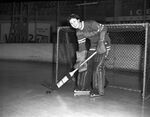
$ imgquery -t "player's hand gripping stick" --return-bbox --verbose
[57,51,97,88]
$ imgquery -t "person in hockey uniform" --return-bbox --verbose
[67,14,111,97]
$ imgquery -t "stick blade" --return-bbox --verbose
[57,76,69,88]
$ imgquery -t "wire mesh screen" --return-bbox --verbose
[105,24,146,91]
[56,24,149,94]
[56,27,77,82]
[105,24,145,71]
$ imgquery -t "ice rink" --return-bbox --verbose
[0,60,150,117]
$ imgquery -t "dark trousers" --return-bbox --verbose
[75,51,106,95]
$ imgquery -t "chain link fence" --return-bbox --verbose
[104,23,146,92]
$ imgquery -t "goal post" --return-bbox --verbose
[142,23,150,101]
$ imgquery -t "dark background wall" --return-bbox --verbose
[0,0,149,23]
[0,0,149,43]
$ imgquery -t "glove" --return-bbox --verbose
[76,50,87,62]
[74,50,88,72]
[96,41,106,54]
[74,62,87,72]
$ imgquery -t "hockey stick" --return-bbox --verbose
[57,51,97,88]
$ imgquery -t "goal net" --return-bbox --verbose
[56,23,150,100]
